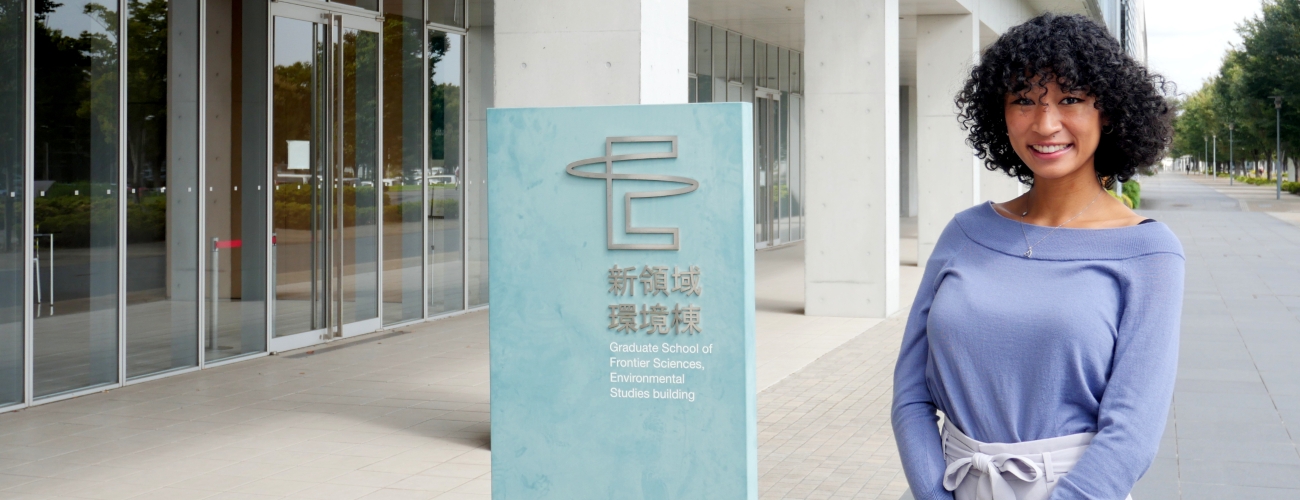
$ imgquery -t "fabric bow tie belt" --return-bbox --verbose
[943,450,1043,499]
[940,420,1096,500]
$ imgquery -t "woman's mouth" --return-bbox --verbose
[1029,143,1073,158]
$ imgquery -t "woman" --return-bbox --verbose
[891,13,1184,500]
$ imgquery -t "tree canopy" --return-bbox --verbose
[1171,0,1300,169]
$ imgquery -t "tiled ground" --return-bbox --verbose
[1,312,496,500]
[1137,174,1300,499]
[757,313,912,500]
[0,239,921,500]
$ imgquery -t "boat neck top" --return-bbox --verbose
[891,201,1185,500]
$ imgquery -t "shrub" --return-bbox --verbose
[1108,190,1134,208]
[1122,180,1141,209]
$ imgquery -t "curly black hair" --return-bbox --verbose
[955,12,1173,187]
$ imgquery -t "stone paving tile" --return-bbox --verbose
[0,244,907,499]
[757,313,911,500]
[1142,174,1300,497]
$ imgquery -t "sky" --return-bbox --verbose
[1145,0,1264,97]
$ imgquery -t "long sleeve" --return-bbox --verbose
[1050,252,1185,499]
[892,220,968,500]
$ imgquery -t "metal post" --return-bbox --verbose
[32,236,40,306]
[46,234,51,312]
[210,237,218,349]
[1272,96,1283,200]
[1229,124,1235,185]
[1213,134,1217,177]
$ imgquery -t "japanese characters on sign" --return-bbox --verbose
[607,265,703,335]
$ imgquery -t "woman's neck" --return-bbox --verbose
[1022,167,1107,226]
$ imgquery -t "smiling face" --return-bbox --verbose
[1004,80,1104,183]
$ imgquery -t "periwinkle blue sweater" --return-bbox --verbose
[892,201,1185,500]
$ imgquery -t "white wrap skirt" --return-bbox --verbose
[941,420,1133,500]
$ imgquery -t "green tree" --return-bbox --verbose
[1175,0,1300,177]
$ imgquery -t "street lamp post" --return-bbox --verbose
[1271,96,1283,200]
[1213,134,1217,177]
[1229,124,1235,185]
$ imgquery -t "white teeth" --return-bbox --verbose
[1031,144,1070,153]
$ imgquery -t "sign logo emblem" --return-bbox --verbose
[566,136,698,251]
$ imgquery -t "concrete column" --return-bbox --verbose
[917,13,979,264]
[494,0,688,107]
[980,165,1022,204]
[905,85,919,217]
[466,1,494,306]
[804,0,899,318]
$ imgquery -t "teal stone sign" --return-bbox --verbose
[488,103,756,499]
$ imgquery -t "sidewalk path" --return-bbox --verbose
[1134,173,1300,499]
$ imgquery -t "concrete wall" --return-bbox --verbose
[494,0,687,107]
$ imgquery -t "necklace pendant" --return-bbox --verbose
[1024,248,1033,258]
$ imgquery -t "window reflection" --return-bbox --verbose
[428,30,463,315]
[205,0,267,361]
[0,0,23,406]
[382,0,424,324]
[33,0,121,398]
[125,0,200,379]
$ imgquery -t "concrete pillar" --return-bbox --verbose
[494,0,688,107]
[900,86,920,217]
[466,0,494,306]
[906,85,919,217]
[980,165,1022,204]
[917,13,979,264]
[804,0,899,318]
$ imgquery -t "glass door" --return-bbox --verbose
[270,2,381,352]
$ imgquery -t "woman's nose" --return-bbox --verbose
[1032,104,1062,136]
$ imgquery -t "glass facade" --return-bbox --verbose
[3,1,807,412]
[688,20,804,248]
[382,0,424,324]
[0,0,23,408]
[428,0,463,29]
[428,30,463,315]
[34,0,121,398]
[206,0,267,362]
[3,0,478,412]
[126,0,200,379]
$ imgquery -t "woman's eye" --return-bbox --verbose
[1012,98,1035,105]
[1061,97,1084,105]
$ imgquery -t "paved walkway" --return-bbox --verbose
[0,241,921,500]
[1136,173,1300,499]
